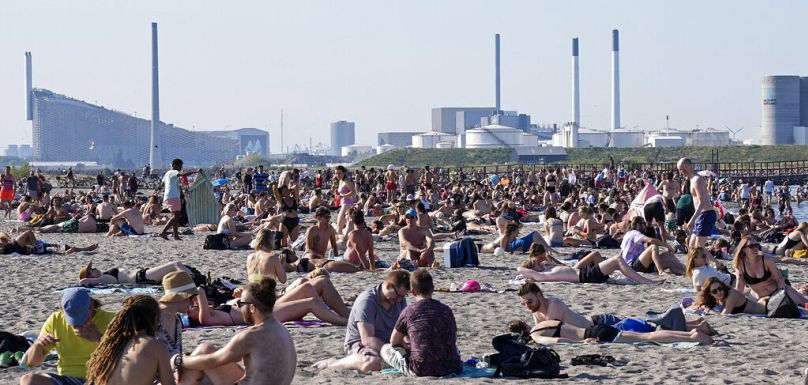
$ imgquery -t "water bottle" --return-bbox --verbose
[58,240,65,253]
[179,314,191,328]
[475,361,489,369]
[449,282,458,292]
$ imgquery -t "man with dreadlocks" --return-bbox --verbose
[20,288,116,385]
[173,277,296,385]
[85,295,174,385]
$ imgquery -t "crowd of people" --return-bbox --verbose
[6,155,808,384]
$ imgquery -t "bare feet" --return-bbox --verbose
[692,330,714,345]
[159,233,170,241]
[312,358,336,370]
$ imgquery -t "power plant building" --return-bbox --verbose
[431,107,495,135]
[761,75,808,145]
[377,132,420,147]
[330,121,355,156]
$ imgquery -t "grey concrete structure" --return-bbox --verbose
[150,22,162,169]
[377,132,419,147]
[611,29,620,130]
[761,76,801,145]
[495,33,501,112]
[25,52,32,121]
[330,121,355,156]
[801,77,808,128]
[432,107,495,134]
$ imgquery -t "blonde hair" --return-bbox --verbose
[307,267,330,279]
[221,202,236,217]
[685,247,706,279]
[254,228,275,251]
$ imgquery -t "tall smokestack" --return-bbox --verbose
[495,33,501,113]
[570,38,579,147]
[25,52,32,121]
[611,29,620,130]
[150,22,161,169]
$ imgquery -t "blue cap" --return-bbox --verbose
[405,209,417,217]
[61,288,92,326]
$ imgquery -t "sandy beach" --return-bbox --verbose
[0,217,806,385]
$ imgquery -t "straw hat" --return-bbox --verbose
[160,271,197,303]
[79,261,94,280]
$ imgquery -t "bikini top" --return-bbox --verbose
[535,321,563,338]
[741,257,771,285]
[280,197,299,212]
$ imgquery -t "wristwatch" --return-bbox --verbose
[173,354,183,369]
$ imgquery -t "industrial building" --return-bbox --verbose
[431,107,496,135]
[330,121,355,156]
[761,75,808,145]
[377,131,419,147]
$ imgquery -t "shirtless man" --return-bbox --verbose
[384,165,398,203]
[345,210,376,271]
[420,166,435,190]
[174,278,297,385]
[106,200,145,236]
[657,172,680,219]
[96,194,118,222]
[305,206,339,260]
[404,168,417,196]
[678,157,715,251]
[398,209,434,267]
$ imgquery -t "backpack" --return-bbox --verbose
[203,233,230,250]
[0,331,30,355]
[442,238,479,268]
[766,289,802,318]
[594,234,620,249]
[490,334,565,379]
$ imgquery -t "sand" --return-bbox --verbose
[1,218,806,385]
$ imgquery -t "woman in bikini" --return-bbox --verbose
[563,206,600,247]
[249,229,360,276]
[79,261,191,286]
[334,165,356,235]
[274,183,301,247]
[733,236,807,306]
[530,319,713,345]
[770,222,808,256]
[517,244,662,285]
[542,206,565,248]
[697,277,766,315]
[217,203,253,249]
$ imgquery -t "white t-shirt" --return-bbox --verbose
[620,230,647,263]
[691,265,731,289]
[764,180,774,193]
[162,169,180,200]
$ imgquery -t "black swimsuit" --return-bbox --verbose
[741,258,771,285]
[731,298,748,314]
[280,197,300,232]
[535,321,620,343]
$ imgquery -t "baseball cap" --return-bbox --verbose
[405,209,417,217]
[61,288,92,326]
[406,194,415,201]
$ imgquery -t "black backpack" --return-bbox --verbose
[490,334,565,379]
[766,289,802,319]
[0,331,30,355]
[594,234,620,249]
[203,233,230,250]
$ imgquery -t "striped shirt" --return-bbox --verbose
[253,172,269,192]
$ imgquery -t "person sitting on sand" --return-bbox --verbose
[517,245,663,285]
[79,261,191,286]
[529,319,713,345]
[217,203,253,249]
[481,223,558,255]
[84,295,175,385]
[188,271,349,327]
[29,212,109,234]
[733,236,808,306]
[770,222,808,256]
[305,206,340,260]
[542,206,565,247]
[696,277,766,315]
[95,194,118,222]
[345,210,377,271]
[105,200,145,236]
[174,278,297,385]
[686,247,733,291]
[19,288,116,385]
[398,209,435,267]
[0,230,97,255]
[313,270,410,373]
[563,206,602,247]
[381,269,462,377]
[141,195,165,225]
[620,217,683,275]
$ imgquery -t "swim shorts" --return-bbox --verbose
[591,313,622,327]
[61,219,79,233]
[508,233,535,253]
[385,181,396,191]
[120,222,142,236]
[165,197,181,212]
[693,210,717,237]
[643,200,665,225]
[1,190,13,201]
[578,264,609,284]
[585,324,621,343]
[630,257,657,273]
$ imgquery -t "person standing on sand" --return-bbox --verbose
[677,157,715,251]
[159,159,199,241]
[173,278,297,385]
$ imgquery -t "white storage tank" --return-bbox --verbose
[689,130,730,146]
[341,145,373,157]
[609,130,645,147]
[648,135,685,147]
[578,129,610,147]
[413,132,454,148]
[376,144,396,154]
[465,124,524,149]
[521,133,539,146]
[435,142,454,149]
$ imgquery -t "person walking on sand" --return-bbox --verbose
[1,166,16,219]
[159,159,199,241]
[678,157,715,251]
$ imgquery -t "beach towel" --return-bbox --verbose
[686,306,808,319]
[128,233,159,238]
[186,170,220,226]
[283,320,333,328]
[382,364,497,378]
[56,286,161,295]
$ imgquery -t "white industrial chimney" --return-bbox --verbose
[495,33,501,113]
[25,52,33,121]
[611,29,621,130]
[150,22,162,169]
[570,38,580,147]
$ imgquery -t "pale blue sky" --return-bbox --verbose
[1,1,805,153]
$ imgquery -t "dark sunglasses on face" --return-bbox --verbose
[710,286,724,295]
[746,243,761,250]
[236,300,255,308]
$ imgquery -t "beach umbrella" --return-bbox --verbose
[211,178,230,187]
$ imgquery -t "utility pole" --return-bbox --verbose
[280,108,284,158]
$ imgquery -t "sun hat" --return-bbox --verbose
[61,288,92,326]
[160,271,197,303]
[387,164,396,171]
[79,261,93,279]
[460,279,481,292]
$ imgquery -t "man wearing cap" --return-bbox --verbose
[19,288,116,385]
[159,158,199,241]
[398,209,435,267]
[314,270,410,373]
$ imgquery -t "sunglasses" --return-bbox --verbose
[236,300,256,308]
[710,286,724,295]
[746,243,761,250]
